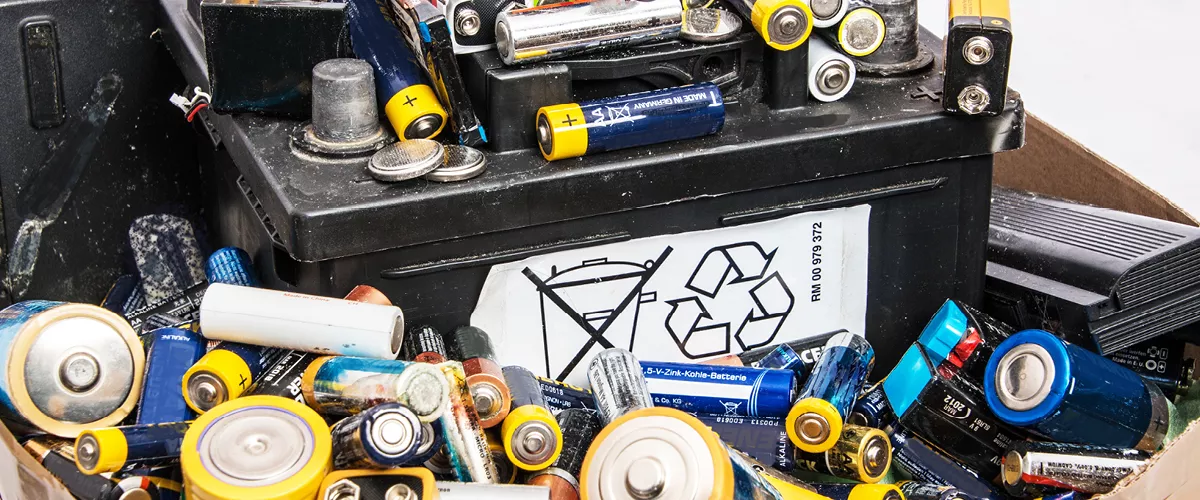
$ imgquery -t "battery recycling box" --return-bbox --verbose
[158,1,1023,380]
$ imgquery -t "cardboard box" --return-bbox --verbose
[2,114,1195,499]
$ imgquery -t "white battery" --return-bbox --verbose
[436,482,551,500]
[199,283,404,359]
[808,37,857,102]
[803,0,848,28]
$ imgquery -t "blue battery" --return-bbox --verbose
[537,83,725,161]
[848,384,894,429]
[983,329,1170,452]
[409,418,444,465]
[640,361,796,418]
[786,332,874,453]
[136,328,205,425]
[346,0,447,140]
[694,413,794,472]
[754,344,813,384]
[204,247,260,287]
[887,424,1004,500]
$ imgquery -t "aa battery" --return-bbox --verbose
[403,324,449,364]
[246,350,320,403]
[537,375,596,414]
[735,449,827,500]
[640,361,796,419]
[122,282,207,335]
[494,0,682,65]
[943,0,1011,116]
[102,274,142,315]
[75,421,191,475]
[487,429,520,483]
[205,247,260,287]
[438,482,553,499]
[884,343,1025,481]
[809,484,903,500]
[818,5,885,57]
[917,299,1014,383]
[726,0,812,50]
[346,0,447,140]
[182,396,331,500]
[581,407,784,500]
[1106,336,1195,402]
[332,402,424,469]
[24,437,155,500]
[740,330,843,367]
[391,0,487,146]
[897,481,980,500]
[984,329,1170,452]
[787,332,874,453]
[807,37,856,102]
[527,408,603,500]
[848,383,894,428]
[537,83,725,161]
[137,328,206,425]
[320,468,438,500]
[449,326,512,428]
[435,361,500,483]
[199,283,405,359]
[184,341,280,413]
[0,301,145,437]
[794,424,891,483]
[302,356,450,421]
[803,0,848,28]
[1002,441,1150,496]
[500,365,563,470]
[887,423,1003,500]
[587,348,653,425]
[694,413,794,472]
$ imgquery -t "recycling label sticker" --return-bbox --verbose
[471,205,871,386]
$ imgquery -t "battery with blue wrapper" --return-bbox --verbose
[984,329,1170,453]
[536,83,726,161]
[886,424,1004,500]
[346,0,448,141]
[136,328,205,425]
[694,413,794,472]
[640,360,796,419]
[204,247,260,288]
[786,332,875,454]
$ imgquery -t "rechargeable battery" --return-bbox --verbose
[793,424,891,483]
[884,343,1026,481]
[181,396,332,500]
[403,324,449,364]
[809,483,903,500]
[320,468,438,500]
[641,361,797,418]
[1002,440,1150,497]
[1106,336,1195,402]
[331,402,425,469]
[787,332,875,453]
[0,301,145,437]
[694,413,794,472]
[494,0,683,65]
[587,348,654,425]
[75,421,191,475]
[501,365,563,470]
[536,83,725,161]
[302,356,451,421]
[537,375,596,414]
[435,361,500,483]
[346,0,448,140]
[527,408,603,500]
[138,328,206,425]
[943,0,1012,115]
[725,0,813,50]
[448,326,512,428]
[984,329,1170,452]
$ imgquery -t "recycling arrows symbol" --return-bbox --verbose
[665,243,795,358]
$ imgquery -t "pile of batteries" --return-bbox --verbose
[3,211,1192,500]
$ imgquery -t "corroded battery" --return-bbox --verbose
[586,348,653,425]
[527,408,602,500]
[436,361,500,483]
[449,326,512,428]
[301,356,450,421]
[494,0,683,65]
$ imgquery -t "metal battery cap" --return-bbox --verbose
[957,85,991,115]
[326,479,360,500]
[1002,450,1024,486]
[198,407,316,486]
[815,59,851,96]
[386,484,416,500]
[681,8,742,43]
[371,410,418,456]
[503,405,562,469]
[514,420,558,465]
[808,0,842,20]
[963,36,994,65]
[425,145,487,182]
[369,139,445,182]
[187,371,227,412]
[75,434,101,471]
[767,5,809,47]
[994,343,1056,411]
[584,409,723,500]
[861,432,890,481]
[455,6,482,36]
[495,19,516,64]
[839,8,884,56]
[786,397,841,453]
[473,383,503,418]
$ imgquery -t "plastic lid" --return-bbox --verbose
[984,330,1070,426]
[916,300,969,368]
[881,344,934,418]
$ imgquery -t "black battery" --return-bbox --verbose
[157,0,1024,377]
[942,0,1011,116]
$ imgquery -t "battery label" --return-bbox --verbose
[924,381,1016,462]
[697,414,793,472]
[124,282,207,334]
[1018,452,1145,493]
[473,205,871,386]
[536,376,595,414]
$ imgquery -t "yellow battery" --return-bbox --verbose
[729,446,831,500]
[383,85,448,141]
[810,483,903,500]
[500,404,563,471]
[319,468,437,500]
[487,429,519,483]
[794,424,891,483]
[787,397,844,453]
[836,7,885,57]
[182,396,331,500]
[182,348,253,414]
[949,0,1011,23]
[745,0,813,51]
[75,421,192,475]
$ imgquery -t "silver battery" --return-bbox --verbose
[494,0,682,65]
[808,37,856,102]
[587,348,653,426]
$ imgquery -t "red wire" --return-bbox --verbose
[187,102,208,122]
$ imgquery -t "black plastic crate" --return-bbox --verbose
[158,0,1023,376]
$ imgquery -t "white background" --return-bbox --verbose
[917,0,1200,216]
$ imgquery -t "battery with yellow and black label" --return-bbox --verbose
[500,365,563,471]
[793,424,891,483]
[943,0,1012,115]
[536,83,725,161]
[320,468,438,500]
[726,0,814,50]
